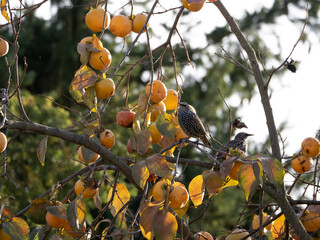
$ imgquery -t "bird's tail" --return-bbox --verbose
[200,135,212,146]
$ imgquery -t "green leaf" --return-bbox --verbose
[156,113,176,139]
[67,198,86,230]
[238,161,263,201]
[130,129,152,156]
[83,85,97,112]
[81,146,97,163]
[46,204,68,220]
[132,160,149,189]
[25,198,49,224]
[261,156,285,190]
[3,217,30,240]
[37,136,48,166]
[29,226,50,240]
[69,82,84,103]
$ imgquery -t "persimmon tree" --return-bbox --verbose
[0,0,320,239]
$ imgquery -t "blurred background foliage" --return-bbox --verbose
[0,0,319,237]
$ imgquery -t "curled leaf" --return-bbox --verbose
[37,136,48,166]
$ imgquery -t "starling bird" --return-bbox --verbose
[216,132,253,159]
[177,102,211,146]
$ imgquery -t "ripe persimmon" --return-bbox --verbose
[109,15,132,38]
[132,13,149,33]
[150,101,166,122]
[301,211,320,233]
[89,47,112,71]
[168,185,189,209]
[194,231,214,240]
[175,127,188,147]
[149,123,163,145]
[64,221,86,237]
[0,132,7,153]
[301,137,320,158]
[94,77,115,99]
[0,228,11,240]
[116,110,135,128]
[98,129,115,149]
[46,202,67,228]
[291,155,313,174]
[182,0,206,12]
[85,7,110,32]
[163,89,179,110]
[75,179,98,198]
[77,146,99,164]
[145,80,168,104]
[252,213,272,234]
[152,179,170,201]
[0,37,9,57]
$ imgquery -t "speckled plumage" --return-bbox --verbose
[178,102,211,145]
[217,132,253,158]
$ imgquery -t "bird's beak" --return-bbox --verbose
[247,133,254,136]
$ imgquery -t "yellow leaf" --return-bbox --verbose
[271,214,285,239]
[1,0,10,22]
[72,65,97,90]
[188,175,205,207]
[107,183,130,217]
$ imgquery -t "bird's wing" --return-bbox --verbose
[191,112,207,137]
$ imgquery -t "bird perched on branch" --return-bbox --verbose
[177,102,211,146]
[216,132,253,159]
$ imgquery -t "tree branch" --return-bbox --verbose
[213,0,281,160]
[4,120,142,191]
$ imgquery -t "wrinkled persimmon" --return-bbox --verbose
[116,110,135,128]
[301,137,320,158]
[291,155,313,174]
[98,129,115,149]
